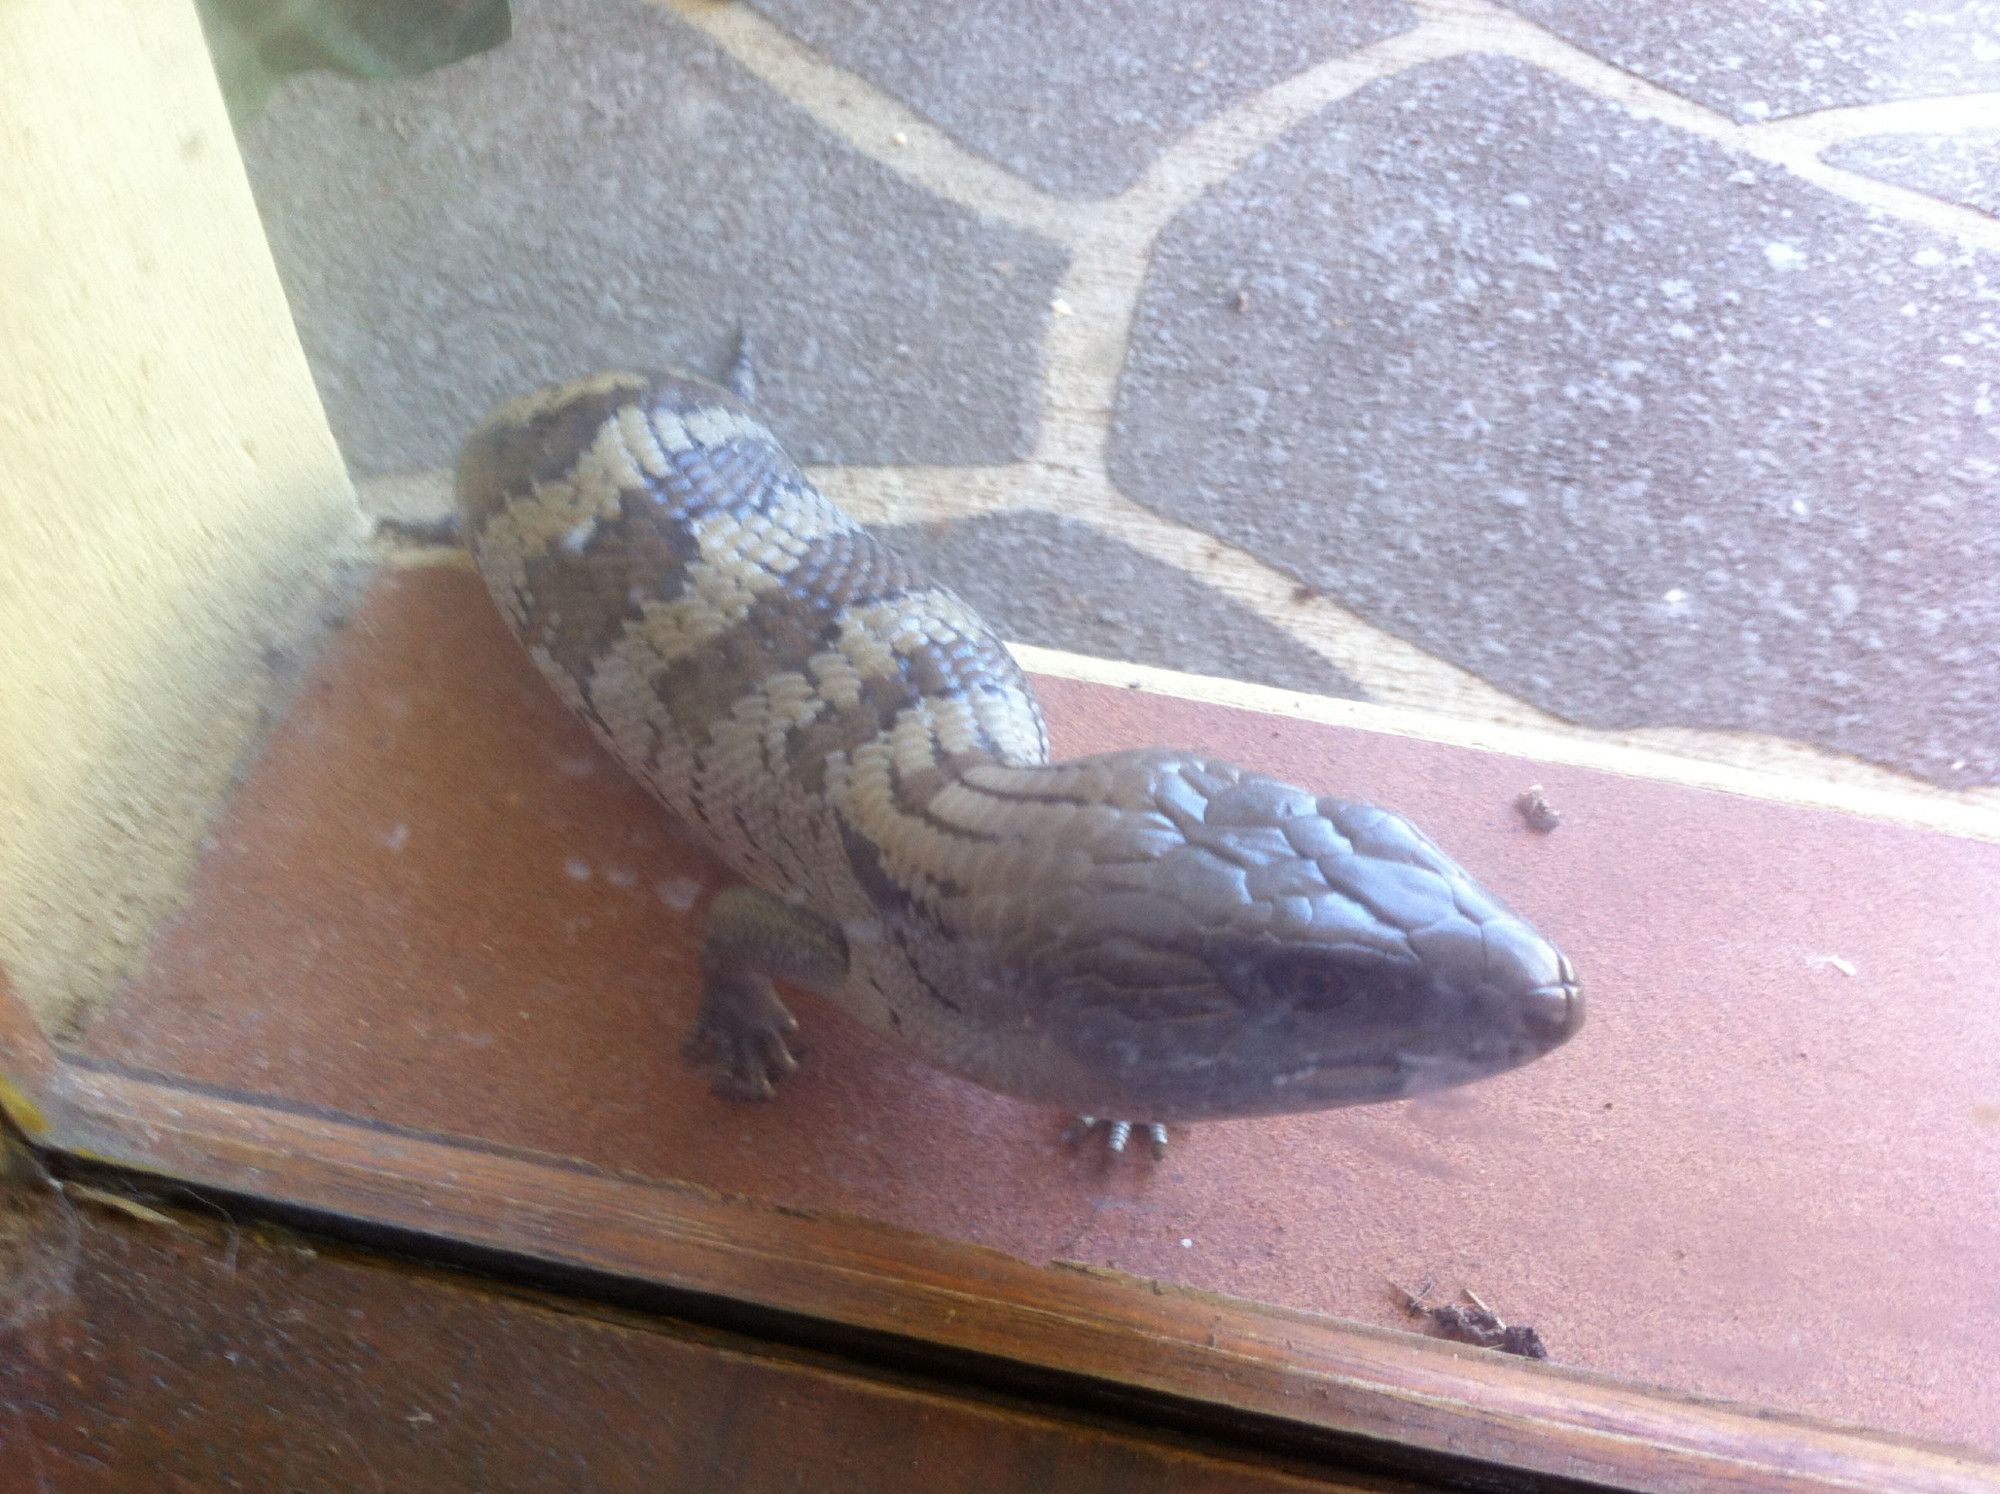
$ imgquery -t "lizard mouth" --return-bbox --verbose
[1260,1015,1575,1105]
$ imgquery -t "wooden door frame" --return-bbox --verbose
[4,986,1990,1494]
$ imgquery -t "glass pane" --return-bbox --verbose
[7,0,1997,1462]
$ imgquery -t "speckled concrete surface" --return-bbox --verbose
[875,512,1362,697]
[742,0,1415,197]
[1111,54,2000,787]
[242,0,1067,474]
[1505,0,2000,123]
[1826,130,2000,218]
[237,0,2000,791]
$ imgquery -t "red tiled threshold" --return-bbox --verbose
[77,562,2000,1454]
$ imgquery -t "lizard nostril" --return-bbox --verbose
[1523,978,1584,1045]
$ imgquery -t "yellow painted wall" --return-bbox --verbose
[0,0,361,1034]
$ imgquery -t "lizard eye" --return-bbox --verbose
[1271,954,1357,1016]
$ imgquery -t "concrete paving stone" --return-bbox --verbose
[745,0,1414,198]
[1110,54,2000,787]
[1824,130,2000,218]
[1507,0,2000,123]
[873,511,1362,697]
[241,0,1067,476]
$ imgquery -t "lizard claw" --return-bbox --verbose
[725,322,758,404]
[683,973,801,1101]
[1066,1116,1170,1159]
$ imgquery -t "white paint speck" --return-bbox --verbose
[1912,248,1947,268]
[1812,954,1858,977]
[561,521,596,554]
[1502,191,1532,208]
[1180,1238,1194,1249]
[1051,297,1074,316]
[564,858,592,882]
[655,877,702,911]
[1763,242,1807,272]
[383,824,410,852]
[1790,498,1811,518]
[1667,322,1696,340]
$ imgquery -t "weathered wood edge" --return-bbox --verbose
[30,1052,1997,1494]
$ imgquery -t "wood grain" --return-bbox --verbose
[5,1192,1394,1493]
[41,1052,2000,1494]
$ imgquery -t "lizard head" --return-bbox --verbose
[990,752,1582,1121]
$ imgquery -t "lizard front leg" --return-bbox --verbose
[684,885,848,1101]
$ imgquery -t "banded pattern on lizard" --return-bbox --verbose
[456,368,1582,1144]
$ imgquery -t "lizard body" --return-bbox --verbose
[457,371,1582,1128]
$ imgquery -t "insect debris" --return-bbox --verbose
[1390,1279,1549,1360]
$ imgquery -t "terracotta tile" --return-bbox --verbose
[83,563,2000,1453]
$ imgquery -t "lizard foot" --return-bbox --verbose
[1066,1116,1170,1159]
[682,972,800,1102]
